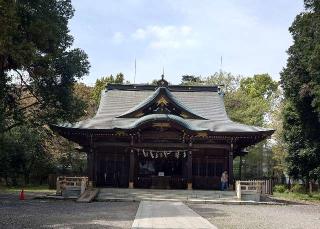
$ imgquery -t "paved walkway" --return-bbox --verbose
[97,188,237,203]
[131,201,217,229]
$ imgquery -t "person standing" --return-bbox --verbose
[221,171,228,191]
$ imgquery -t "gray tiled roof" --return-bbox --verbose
[117,87,207,119]
[57,86,273,134]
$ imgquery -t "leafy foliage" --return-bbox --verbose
[0,0,90,185]
[0,125,54,185]
[73,83,97,119]
[0,0,90,133]
[180,72,280,179]
[273,184,287,193]
[92,73,124,103]
[270,99,288,180]
[280,0,320,183]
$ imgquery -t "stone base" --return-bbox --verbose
[129,182,134,189]
[187,182,192,190]
[229,184,234,190]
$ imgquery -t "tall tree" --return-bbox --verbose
[281,0,320,184]
[270,98,288,181]
[0,0,90,185]
[0,0,90,134]
[73,83,96,119]
[180,75,203,85]
[204,71,241,93]
[181,72,279,179]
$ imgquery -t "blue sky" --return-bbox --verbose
[70,0,304,85]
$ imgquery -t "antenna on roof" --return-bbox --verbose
[134,58,136,84]
[220,56,223,73]
[162,67,165,79]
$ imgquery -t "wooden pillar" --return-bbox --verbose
[229,143,234,189]
[187,150,193,190]
[92,149,97,185]
[87,148,95,184]
[129,149,135,189]
[239,155,242,180]
[87,134,96,187]
[87,150,93,181]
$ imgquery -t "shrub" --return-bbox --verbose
[273,184,287,193]
[290,183,305,193]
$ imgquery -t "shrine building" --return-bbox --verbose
[51,76,274,190]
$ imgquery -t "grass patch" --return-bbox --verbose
[274,191,320,203]
[0,184,55,193]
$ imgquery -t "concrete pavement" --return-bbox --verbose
[132,201,218,229]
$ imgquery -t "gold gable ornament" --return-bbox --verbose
[152,122,171,128]
[135,112,144,118]
[115,131,127,136]
[157,96,169,106]
[180,112,190,119]
[196,132,208,138]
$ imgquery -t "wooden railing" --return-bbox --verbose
[236,179,273,201]
[56,176,89,195]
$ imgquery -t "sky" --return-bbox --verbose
[69,0,304,86]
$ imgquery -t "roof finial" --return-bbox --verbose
[157,68,168,87]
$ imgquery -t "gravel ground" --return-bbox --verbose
[0,193,139,229]
[189,203,320,229]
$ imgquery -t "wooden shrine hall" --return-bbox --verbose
[52,76,274,190]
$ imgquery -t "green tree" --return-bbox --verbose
[270,99,288,181]
[92,73,125,103]
[232,74,278,179]
[225,74,278,127]
[180,72,279,179]
[204,71,241,93]
[0,0,90,134]
[180,75,203,85]
[0,125,54,185]
[0,0,90,185]
[74,83,96,118]
[280,0,320,185]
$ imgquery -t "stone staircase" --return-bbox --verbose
[96,188,237,203]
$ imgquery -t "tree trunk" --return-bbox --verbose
[5,175,8,186]
[24,173,30,185]
[305,178,309,193]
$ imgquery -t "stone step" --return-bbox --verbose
[96,188,237,202]
[77,188,99,203]
[62,187,81,198]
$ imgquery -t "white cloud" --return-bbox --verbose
[71,0,304,85]
[131,25,198,49]
[132,28,147,40]
[112,32,124,44]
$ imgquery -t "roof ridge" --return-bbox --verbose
[107,84,219,92]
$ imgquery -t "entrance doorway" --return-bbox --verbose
[97,152,129,187]
[192,153,227,189]
[134,150,187,189]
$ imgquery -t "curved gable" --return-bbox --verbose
[116,87,207,120]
